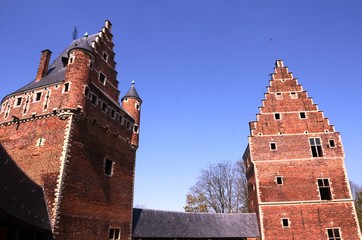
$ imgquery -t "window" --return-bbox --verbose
[318,178,332,200]
[275,92,283,100]
[274,113,281,120]
[101,102,108,112]
[15,97,22,106]
[104,159,114,176]
[327,228,341,240]
[103,52,109,62]
[134,125,139,133]
[299,112,306,119]
[276,176,283,185]
[109,228,121,240]
[99,72,106,85]
[290,92,298,99]
[118,115,123,124]
[329,139,336,148]
[270,142,277,151]
[84,86,90,97]
[281,218,289,227]
[63,83,70,92]
[91,94,98,105]
[111,109,116,119]
[310,138,323,157]
[34,92,42,102]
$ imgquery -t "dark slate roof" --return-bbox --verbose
[132,208,260,238]
[6,34,98,98]
[0,144,51,230]
[123,81,142,102]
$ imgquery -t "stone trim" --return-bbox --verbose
[52,114,73,234]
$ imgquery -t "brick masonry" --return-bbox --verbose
[0,20,141,240]
[244,60,362,239]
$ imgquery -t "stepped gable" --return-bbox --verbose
[250,59,334,136]
[132,208,260,239]
[0,144,51,231]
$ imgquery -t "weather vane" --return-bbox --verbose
[72,27,78,40]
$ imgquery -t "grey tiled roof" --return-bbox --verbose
[0,144,51,230]
[123,82,142,102]
[5,34,98,98]
[132,208,260,238]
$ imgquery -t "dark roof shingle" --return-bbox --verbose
[132,208,260,238]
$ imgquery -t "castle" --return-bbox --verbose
[0,21,360,240]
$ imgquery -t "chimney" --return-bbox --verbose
[35,49,52,82]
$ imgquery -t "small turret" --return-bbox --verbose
[122,81,142,148]
[63,35,95,110]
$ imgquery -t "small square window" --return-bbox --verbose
[281,218,289,227]
[329,139,336,148]
[101,102,108,112]
[15,97,22,106]
[109,228,121,240]
[105,159,114,177]
[274,113,281,120]
[327,228,341,240]
[276,176,283,185]
[290,92,298,99]
[275,92,283,100]
[270,142,277,151]
[91,94,98,105]
[63,83,70,92]
[84,86,90,97]
[34,92,42,102]
[299,112,306,119]
[134,125,139,133]
[99,72,106,85]
[111,109,116,118]
[118,115,124,124]
[103,52,109,62]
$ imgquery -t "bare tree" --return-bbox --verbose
[350,181,362,231]
[184,160,248,213]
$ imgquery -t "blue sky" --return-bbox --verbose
[1,1,361,211]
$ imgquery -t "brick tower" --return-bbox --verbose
[243,60,361,239]
[0,20,141,239]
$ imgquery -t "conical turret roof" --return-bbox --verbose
[122,81,142,103]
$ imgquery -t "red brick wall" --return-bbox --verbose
[0,116,67,221]
[246,60,361,239]
[0,21,139,240]
[261,203,360,239]
[53,117,135,240]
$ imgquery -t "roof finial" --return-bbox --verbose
[72,27,78,40]
[132,80,135,85]
[84,32,88,38]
